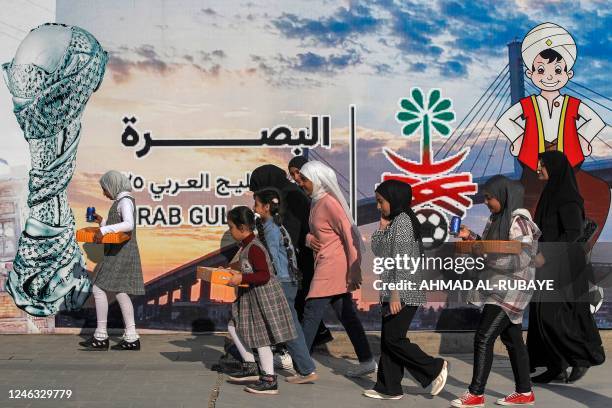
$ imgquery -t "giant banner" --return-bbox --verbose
[1,0,611,334]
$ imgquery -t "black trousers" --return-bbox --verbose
[469,304,531,395]
[374,305,444,396]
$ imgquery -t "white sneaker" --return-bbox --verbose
[346,359,377,377]
[430,360,448,396]
[273,351,294,370]
[362,389,403,400]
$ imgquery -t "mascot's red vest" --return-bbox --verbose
[518,94,583,171]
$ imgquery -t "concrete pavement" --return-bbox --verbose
[0,334,610,408]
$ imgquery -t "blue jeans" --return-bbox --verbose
[302,292,373,362]
[281,281,317,375]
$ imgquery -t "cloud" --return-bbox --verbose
[212,49,226,58]
[436,1,535,59]
[383,2,446,58]
[410,62,427,73]
[273,4,381,47]
[288,50,362,73]
[106,44,229,82]
[440,60,468,78]
[372,63,393,75]
[201,7,217,16]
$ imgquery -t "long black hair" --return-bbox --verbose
[227,206,255,231]
[254,188,283,227]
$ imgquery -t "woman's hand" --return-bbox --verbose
[227,271,243,287]
[535,252,546,268]
[347,267,362,291]
[389,291,402,315]
[92,212,103,225]
[457,225,471,240]
[379,217,390,230]
[93,228,104,244]
[309,236,322,252]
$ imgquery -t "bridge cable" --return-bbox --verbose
[462,83,512,176]
[434,64,509,160]
[482,93,513,176]
[572,81,612,104]
[454,76,511,159]
[565,85,611,113]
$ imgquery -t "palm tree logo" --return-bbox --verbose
[386,87,468,176]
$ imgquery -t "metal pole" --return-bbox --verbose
[508,39,525,178]
[349,105,357,223]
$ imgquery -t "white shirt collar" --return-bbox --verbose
[116,191,131,200]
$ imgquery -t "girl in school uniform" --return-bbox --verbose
[79,170,145,351]
[298,161,376,377]
[253,188,318,384]
[224,206,297,395]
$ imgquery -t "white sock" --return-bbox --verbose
[116,292,138,341]
[227,322,255,362]
[92,285,108,340]
[257,346,274,376]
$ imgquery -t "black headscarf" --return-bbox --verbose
[482,175,524,240]
[375,179,422,242]
[288,156,308,171]
[534,151,585,229]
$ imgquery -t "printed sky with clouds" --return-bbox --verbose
[1,0,611,289]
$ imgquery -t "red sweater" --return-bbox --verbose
[239,233,271,286]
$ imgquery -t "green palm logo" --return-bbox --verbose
[396,88,455,165]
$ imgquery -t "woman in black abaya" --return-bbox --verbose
[528,151,605,384]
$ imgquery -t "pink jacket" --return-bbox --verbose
[305,193,362,299]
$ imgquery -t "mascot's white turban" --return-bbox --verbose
[522,22,577,70]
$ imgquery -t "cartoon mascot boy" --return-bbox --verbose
[496,22,608,244]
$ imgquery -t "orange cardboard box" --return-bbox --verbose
[197,266,248,287]
[76,227,131,244]
[455,240,522,254]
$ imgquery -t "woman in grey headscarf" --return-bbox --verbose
[80,170,145,351]
[452,175,540,407]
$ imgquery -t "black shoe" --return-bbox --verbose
[532,368,567,384]
[312,328,333,347]
[244,375,279,395]
[226,361,260,382]
[214,352,243,373]
[79,336,109,350]
[568,366,589,383]
[111,338,141,351]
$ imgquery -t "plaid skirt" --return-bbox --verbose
[231,275,297,349]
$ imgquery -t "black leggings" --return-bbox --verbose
[469,305,531,395]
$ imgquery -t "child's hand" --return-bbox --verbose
[92,213,103,224]
[93,228,104,243]
[458,225,471,240]
[227,271,243,287]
